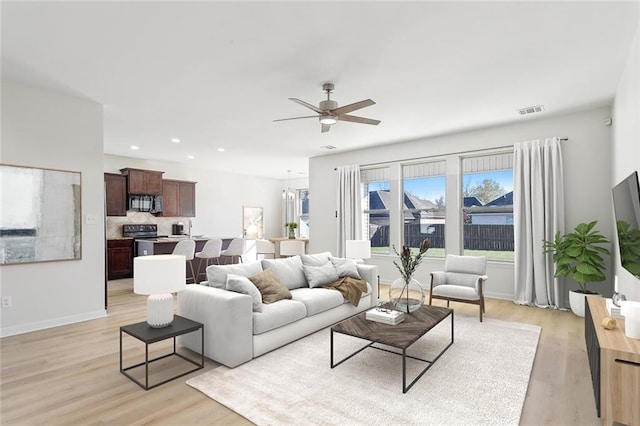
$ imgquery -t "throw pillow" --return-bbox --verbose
[249,269,292,304]
[226,274,263,312]
[303,261,339,288]
[261,256,307,290]
[330,257,362,279]
[206,262,263,289]
[300,251,332,266]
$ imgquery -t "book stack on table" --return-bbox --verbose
[366,308,405,325]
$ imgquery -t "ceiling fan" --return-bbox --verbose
[274,83,380,133]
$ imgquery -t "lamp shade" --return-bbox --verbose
[345,240,371,259]
[134,254,186,295]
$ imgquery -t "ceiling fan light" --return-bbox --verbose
[320,116,337,125]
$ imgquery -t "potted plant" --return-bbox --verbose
[543,221,610,317]
[390,239,430,313]
[285,222,298,239]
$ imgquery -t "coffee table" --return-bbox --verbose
[330,304,453,393]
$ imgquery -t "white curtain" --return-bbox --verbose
[514,138,565,308]
[336,165,362,257]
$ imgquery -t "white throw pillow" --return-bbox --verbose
[303,261,339,288]
[226,274,263,312]
[206,262,263,289]
[300,252,332,266]
[261,256,307,290]
[330,257,362,279]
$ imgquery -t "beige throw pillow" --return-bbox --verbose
[249,269,292,304]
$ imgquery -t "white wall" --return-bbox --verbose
[310,106,614,301]
[613,24,640,302]
[1,79,106,337]
[104,155,285,240]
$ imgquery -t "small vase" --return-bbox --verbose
[288,228,295,239]
[389,277,424,313]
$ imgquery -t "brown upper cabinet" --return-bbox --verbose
[120,168,164,195]
[104,173,127,216]
[162,179,196,217]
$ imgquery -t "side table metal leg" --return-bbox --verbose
[402,348,407,393]
[119,329,123,373]
[330,329,334,368]
[145,343,149,390]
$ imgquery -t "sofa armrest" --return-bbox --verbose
[357,264,379,305]
[177,284,253,368]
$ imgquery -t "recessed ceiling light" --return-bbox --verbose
[187,155,194,159]
[130,145,139,150]
[171,138,181,143]
[217,148,225,152]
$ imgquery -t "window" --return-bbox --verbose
[402,161,446,257]
[298,189,309,238]
[462,152,514,261]
[361,167,390,254]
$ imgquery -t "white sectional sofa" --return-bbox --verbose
[177,252,379,368]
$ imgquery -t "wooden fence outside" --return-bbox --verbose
[371,223,514,251]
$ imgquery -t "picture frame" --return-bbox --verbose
[0,164,82,265]
[243,206,264,239]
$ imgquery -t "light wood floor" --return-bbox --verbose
[1,280,600,425]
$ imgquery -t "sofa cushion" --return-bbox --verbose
[261,256,307,290]
[249,269,292,304]
[252,300,307,335]
[206,262,263,289]
[330,257,362,279]
[226,274,263,312]
[290,288,344,316]
[300,252,332,266]
[302,261,339,288]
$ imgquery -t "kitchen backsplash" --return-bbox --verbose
[106,212,191,239]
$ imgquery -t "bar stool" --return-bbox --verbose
[279,240,305,257]
[194,238,222,281]
[172,239,196,283]
[255,239,276,259]
[221,238,245,264]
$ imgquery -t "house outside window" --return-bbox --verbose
[462,152,514,261]
[361,167,391,254]
[402,161,446,257]
[298,188,309,238]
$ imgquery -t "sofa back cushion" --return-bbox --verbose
[302,261,339,288]
[206,262,263,289]
[261,256,307,290]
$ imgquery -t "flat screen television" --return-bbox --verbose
[612,171,640,278]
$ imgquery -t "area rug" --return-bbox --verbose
[187,314,541,425]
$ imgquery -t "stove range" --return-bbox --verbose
[122,224,168,239]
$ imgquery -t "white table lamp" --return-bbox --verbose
[134,254,186,328]
[345,240,371,261]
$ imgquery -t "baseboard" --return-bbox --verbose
[484,291,514,301]
[0,309,107,338]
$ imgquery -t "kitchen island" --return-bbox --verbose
[135,237,236,282]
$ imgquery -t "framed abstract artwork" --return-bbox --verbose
[243,206,264,239]
[0,164,82,265]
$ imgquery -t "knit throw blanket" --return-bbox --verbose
[322,277,368,306]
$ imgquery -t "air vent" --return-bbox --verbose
[517,105,545,116]
[321,145,337,150]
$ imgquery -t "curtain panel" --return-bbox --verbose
[513,137,565,308]
[336,165,362,257]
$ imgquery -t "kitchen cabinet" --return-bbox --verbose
[120,168,164,195]
[162,179,196,217]
[107,239,134,280]
[104,173,127,216]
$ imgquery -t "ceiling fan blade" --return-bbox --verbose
[273,115,320,122]
[321,123,331,133]
[289,98,324,114]
[339,114,381,126]
[331,99,375,115]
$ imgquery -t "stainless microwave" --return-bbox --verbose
[128,195,163,213]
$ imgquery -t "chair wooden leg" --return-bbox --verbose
[479,303,483,322]
[187,260,196,284]
[446,300,450,307]
[196,258,204,282]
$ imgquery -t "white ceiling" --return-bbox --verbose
[2,1,638,179]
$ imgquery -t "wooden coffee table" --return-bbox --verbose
[330,304,453,393]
